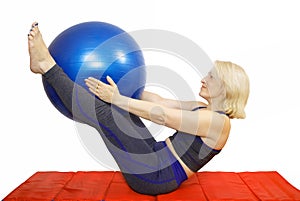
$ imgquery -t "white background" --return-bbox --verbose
[1,0,299,198]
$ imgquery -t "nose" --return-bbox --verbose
[201,78,206,85]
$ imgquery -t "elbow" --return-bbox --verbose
[156,115,166,125]
[150,106,166,125]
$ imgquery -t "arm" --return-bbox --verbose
[115,95,215,137]
[85,77,216,137]
[141,91,207,111]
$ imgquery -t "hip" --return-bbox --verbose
[165,138,195,178]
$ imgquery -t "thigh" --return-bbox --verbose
[121,142,188,195]
[93,104,156,154]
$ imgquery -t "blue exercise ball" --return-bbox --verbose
[42,21,146,119]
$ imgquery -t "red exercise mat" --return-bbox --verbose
[198,172,259,200]
[55,171,114,201]
[3,172,75,201]
[3,171,300,201]
[157,174,207,201]
[239,171,300,201]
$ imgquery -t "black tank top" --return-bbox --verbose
[168,106,225,172]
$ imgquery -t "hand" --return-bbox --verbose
[85,76,121,104]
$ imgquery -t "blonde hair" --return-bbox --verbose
[214,60,250,119]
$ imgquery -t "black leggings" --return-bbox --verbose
[43,65,187,195]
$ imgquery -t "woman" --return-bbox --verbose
[28,22,249,195]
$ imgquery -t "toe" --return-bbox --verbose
[32,26,39,33]
[28,23,39,38]
[29,29,36,37]
[31,22,38,28]
[28,35,34,40]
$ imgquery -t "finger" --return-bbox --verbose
[85,77,102,89]
[86,77,99,85]
[106,76,117,87]
[85,80,94,89]
[88,86,98,95]
[85,78,96,87]
[85,79,101,94]
[89,77,108,87]
[85,77,96,84]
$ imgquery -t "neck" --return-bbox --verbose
[206,97,225,112]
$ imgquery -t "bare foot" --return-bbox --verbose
[28,22,56,74]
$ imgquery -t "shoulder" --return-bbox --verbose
[195,110,229,129]
[202,110,231,133]
[197,110,231,149]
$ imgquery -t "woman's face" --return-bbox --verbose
[199,67,225,101]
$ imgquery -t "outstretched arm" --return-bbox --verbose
[85,77,216,137]
[141,90,207,111]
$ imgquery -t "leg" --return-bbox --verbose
[28,22,56,74]
[43,64,156,153]
[44,65,186,195]
[28,22,186,194]
[28,21,159,161]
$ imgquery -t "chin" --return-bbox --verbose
[199,91,205,99]
[199,89,204,97]
[198,91,203,98]
[199,91,209,100]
